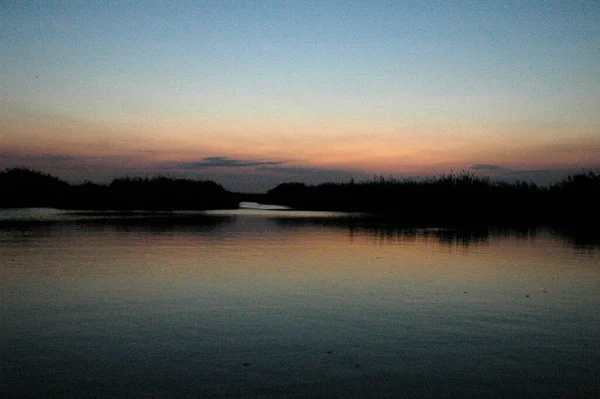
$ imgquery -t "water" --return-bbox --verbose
[1,208,599,398]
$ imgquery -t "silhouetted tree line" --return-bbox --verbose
[0,168,238,210]
[265,172,600,227]
[1,167,598,226]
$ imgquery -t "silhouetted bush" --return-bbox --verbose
[0,168,237,210]
[105,176,235,210]
[0,167,71,208]
[547,171,600,226]
[265,172,595,227]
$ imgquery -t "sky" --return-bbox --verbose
[1,0,599,192]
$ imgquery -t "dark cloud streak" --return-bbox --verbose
[181,156,286,169]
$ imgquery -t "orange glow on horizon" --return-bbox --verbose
[2,104,599,185]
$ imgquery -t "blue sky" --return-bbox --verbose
[1,1,599,191]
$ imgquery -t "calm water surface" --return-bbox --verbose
[1,209,599,398]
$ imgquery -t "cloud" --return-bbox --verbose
[470,164,502,171]
[258,165,357,178]
[181,156,286,169]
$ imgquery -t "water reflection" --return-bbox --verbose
[270,214,600,253]
[553,226,600,253]
[2,208,599,251]
[2,209,599,397]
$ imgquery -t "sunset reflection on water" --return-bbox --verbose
[2,209,599,397]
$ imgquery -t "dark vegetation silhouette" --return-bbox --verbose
[264,172,599,227]
[1,167,598,227]
[0,168,238,210]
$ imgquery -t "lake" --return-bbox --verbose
[1,208,599,398]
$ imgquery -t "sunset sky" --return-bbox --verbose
[2,1,599,192]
